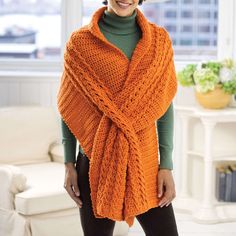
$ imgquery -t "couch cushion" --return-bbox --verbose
[0,106,61,165]
[48,143,64,163]
[15,162,77,215]
[49,142,79,163]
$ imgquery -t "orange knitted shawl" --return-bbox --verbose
[57,6,177,227]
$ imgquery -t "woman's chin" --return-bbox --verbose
[113,8,134,17]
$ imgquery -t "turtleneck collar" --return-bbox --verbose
[99,8,139,35]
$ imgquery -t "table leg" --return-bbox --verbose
[192,119,219,223]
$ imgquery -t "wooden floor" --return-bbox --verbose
[128,209,236,236]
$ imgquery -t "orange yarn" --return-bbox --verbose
[57,6,177,227]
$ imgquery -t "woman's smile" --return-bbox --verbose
[116,1,132,9]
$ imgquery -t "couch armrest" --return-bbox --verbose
[0,165,27,210]
[48,142,64,163]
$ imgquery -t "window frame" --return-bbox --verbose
[0,0,235,72]
[217,0,236,60]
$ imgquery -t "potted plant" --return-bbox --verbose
[177,58,236,109]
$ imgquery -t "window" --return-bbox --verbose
[180,39,192,45]
[172,38,177,45]
[165,25,177,32]
[0,0,61,59]
[198,11,211,18]
[167,0,177,4]
[182,0,193,3]
[199,0,211,4]
[140,0,219,60]
[0,0,233,70]
[181,25,193,32]
[214,25,218,33]
[198,25,211,33]
[198,39,210,45]
[181,11,193,18]
[165,11,177,18]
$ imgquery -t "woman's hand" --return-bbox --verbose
[64,162,83,208]
[157,168,176,207]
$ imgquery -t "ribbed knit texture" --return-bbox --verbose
[57,6,177,227]
[61,7,174,170]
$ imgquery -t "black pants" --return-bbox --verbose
[75,151,179,236]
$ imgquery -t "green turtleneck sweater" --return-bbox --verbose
[61,9,174,170]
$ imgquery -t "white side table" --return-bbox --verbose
[174,105,236,223]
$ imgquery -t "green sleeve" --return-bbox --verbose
[61,118,77,164]
[157,102,174,170]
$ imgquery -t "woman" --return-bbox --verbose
[57,0,179,235]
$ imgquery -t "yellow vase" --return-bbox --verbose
[195,84,231,109]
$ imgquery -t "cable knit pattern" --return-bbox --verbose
[57,6,177,227]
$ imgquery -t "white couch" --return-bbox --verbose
[0,106,129,236]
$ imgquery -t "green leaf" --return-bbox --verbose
[222,79,236,94]
[177,64,197,87]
